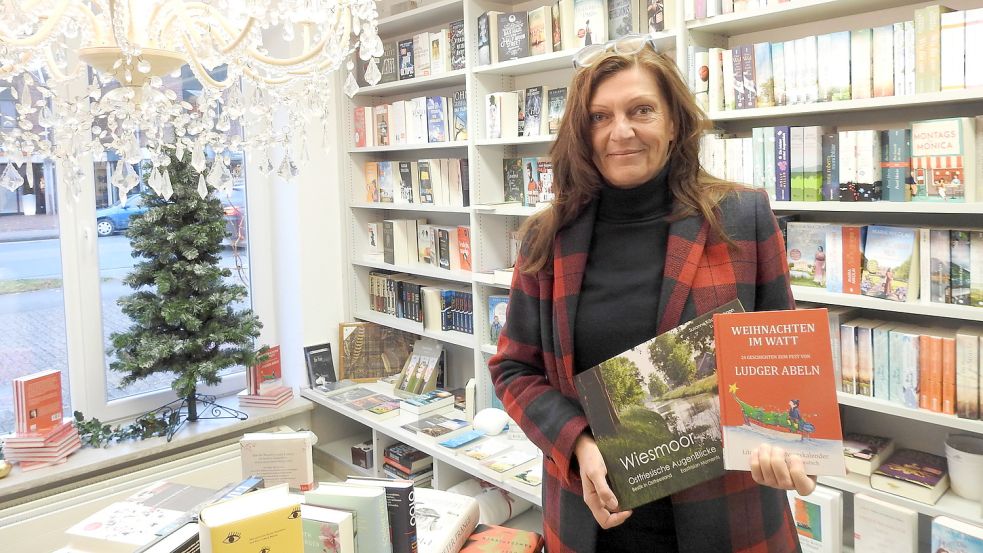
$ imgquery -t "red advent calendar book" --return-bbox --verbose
[252,345,282,395]
[714,308,846,476]
[14,369,63,434]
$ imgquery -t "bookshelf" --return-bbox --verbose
[303,385,543,506]
[329,0,983,544]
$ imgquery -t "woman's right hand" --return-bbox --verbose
[574,433,633,529]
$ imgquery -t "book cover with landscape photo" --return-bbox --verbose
[573,300,743,510]
[714,308,846,475]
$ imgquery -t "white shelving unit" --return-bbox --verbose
[302,384,543,506]
[818,473,983,527]
[329,0,983,543]
[699,1,983,549]
[792,286,983,322]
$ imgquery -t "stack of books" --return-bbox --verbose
[383,442,434,487]
[239,345,294,408]
[4,419,81,471]
[7,369,81,471]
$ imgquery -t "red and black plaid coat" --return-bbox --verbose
[489,188,801,553]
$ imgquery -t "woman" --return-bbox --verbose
[813,245,826,286]
[488,37,812,553]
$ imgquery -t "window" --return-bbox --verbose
[0,64,261,431]
[0,159,71,435]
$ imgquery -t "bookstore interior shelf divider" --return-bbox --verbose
[326,0,983,545]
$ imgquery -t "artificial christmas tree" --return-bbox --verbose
[108,151,262,439]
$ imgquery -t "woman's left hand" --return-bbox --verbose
[749,443,817,496]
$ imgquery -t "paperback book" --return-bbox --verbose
[786,485,843,553]
[842,432,895,476]
[714,308,846,476]
[401,413,469,439]
[573,300,743,510]
[932,516,983,553]
[870,448,950,504]
[853,492,919,553]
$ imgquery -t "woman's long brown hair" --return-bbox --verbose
[518,46,738,274]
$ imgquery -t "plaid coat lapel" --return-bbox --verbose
[657,214,708,334]
[552,201,597,386]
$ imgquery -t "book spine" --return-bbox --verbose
[851,29,872,99]
[941,336,956,415]
[872,324,892,400]
[774,126,791,201]
[872,25,894,97]
[888,329,905,403]
[901,333,920,408]
[893,22,905,96]
[732,47,745,108]
[967,9,983,88]
[955,330,981,419]
[857,325,874,396]
[790,126,804,201]
[840,323,857,393]
[741,44,756,108]
[821,132,839,201]
[940,11,966,90]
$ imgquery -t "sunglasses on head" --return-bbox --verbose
[573,34,660,68]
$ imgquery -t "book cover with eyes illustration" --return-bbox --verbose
[198,483,303,552]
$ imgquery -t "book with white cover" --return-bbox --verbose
[932,516,983,553]
[786,485,842,553]
[853,492,918,553]
[240,431,316,492]
[414,487,480,553]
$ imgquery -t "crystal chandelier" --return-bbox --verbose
[0,0,384,201]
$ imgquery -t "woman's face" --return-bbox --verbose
[590,67,675,189]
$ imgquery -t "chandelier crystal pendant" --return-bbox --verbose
[0,0,384,201]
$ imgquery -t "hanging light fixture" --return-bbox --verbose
[0,0,384,201]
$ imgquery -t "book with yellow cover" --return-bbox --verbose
[198,484,302,553]
[714,308,846,476]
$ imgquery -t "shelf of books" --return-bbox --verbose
[301,384,543,506]
[350,202,472,213]
[837,393,983,435]
[376,0,464,37]
[709,88,983,122]
[353,68,468,97]
[819,473,983,527]
[353,258,474,284]
[772,201,983,214]
[471,271,512,288]
[335,0,983,541]
[687,0,945,36]
[471,203,545,216]
[348,140,469,154]
[791,286,983,322]
[355,309,475,349]
[474,135,556,147]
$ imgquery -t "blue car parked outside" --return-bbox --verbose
[95,195,147,236]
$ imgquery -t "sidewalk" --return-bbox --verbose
[0,214,59,243]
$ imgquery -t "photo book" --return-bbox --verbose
[339,322,417,382]
[304,342,336,389]
[573,299,742,510]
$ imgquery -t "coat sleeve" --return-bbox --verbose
[752,190,795,311]
[487,254,589,488]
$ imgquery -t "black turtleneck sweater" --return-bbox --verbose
[574,166,678,552]
[575,165,673,372]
